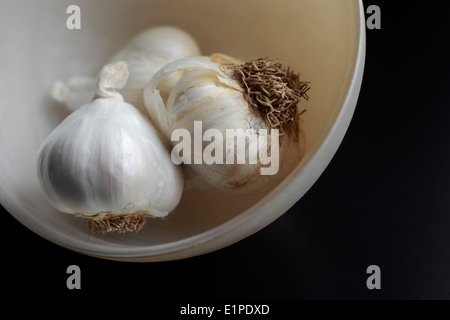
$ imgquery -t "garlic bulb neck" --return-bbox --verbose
[223,57,310,135]
[94,61,129,100]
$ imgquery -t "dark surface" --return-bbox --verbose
[2,1,450,301]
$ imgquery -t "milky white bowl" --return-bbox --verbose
[0,0,365,261]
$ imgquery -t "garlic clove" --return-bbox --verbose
[144,55,309,195]
[38,61,184,233]
[51,25,201,113]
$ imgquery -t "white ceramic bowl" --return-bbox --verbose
[0,0,365,261]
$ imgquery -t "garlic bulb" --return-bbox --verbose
[52,25,201,113]
[38,61,184,233]
[143,54,309,195]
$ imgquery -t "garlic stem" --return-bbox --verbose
[146,57,222,92]
[95,61,129,100]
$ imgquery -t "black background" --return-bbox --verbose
[2,1,450,303]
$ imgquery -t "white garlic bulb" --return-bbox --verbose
[143,54,309,195]
[51,25,201,113]
[38,61,184,233]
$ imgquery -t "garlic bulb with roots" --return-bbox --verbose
[38,61,184,233]
[143,53,309,195]
[51,25,201,113]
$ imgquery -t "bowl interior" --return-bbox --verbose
[0,0,363,260]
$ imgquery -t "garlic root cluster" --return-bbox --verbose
[42,26,309,234]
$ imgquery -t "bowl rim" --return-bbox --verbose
[1,0,366,262]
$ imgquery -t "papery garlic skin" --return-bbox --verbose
[38,61,183,222]
[51,76,97,112]
[52,26,201,113]
[144,55,305,195]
